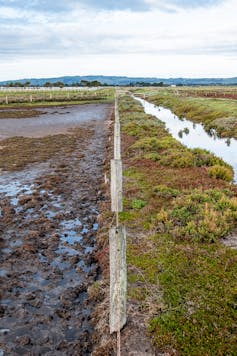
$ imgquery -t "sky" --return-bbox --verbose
[0,0,236,80]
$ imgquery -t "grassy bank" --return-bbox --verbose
[133,88,237,139]
[0,88,114,108]
[119,94,237,355]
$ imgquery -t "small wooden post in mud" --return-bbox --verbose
[5,95,8,104]
[30,94,33,103]
[109,91,127,352]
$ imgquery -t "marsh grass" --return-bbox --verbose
[133,88,237,139]
[119,94,237,355]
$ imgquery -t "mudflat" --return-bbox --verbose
[0,103,112,354]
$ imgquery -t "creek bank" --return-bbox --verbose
[135,97,237,183]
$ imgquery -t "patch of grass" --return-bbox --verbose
[131,199,147,209]
[149,240,237,356]
[119,93,237,355]
[154,185,180,198]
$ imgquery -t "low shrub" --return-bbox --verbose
[156,189,237,242]
[208,165,233,182]
[132,136,180,151]
[154,185,180,198]
[159,149,195,168]
[131,199,147,209]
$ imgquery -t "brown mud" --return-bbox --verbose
[0,104,112,355]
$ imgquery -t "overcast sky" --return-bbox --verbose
[0,0,236,80]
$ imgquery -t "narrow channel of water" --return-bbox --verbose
[135,97,237,183]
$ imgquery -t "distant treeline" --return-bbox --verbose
[2,80,237,88]
[3,80,103,88]
[2,80,167,88]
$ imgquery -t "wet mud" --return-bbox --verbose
[0,104,109,140]
[0,104,111,355]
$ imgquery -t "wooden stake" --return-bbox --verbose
[109,226,127,334]
[111,159,123,213]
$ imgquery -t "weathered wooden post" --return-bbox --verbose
[109,226,127,332]
[114,123,121,160]
[111,159,123,213]
[5,95,8,105]
[30,94,33,103]
[109,90,127,353]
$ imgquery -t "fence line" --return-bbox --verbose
[0,86,103,92]
[109,91,127,355]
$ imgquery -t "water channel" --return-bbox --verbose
[135,97,237,183]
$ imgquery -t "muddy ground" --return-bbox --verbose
[0,104,112,355]
[0,104,108,140]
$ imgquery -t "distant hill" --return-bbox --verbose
[0,75,237,86]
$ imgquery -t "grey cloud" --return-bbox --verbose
[0,0,149,13]
[0,0,72,13]
[166,0,223,8]
[0,22,236,60]
[0,0,224,16]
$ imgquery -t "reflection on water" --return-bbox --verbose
[135,97,237,183]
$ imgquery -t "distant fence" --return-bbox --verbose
[0,88,107,105]
[0,86,102,92]
[109,91,127,355]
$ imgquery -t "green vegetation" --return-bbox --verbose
[0,88,114,107]
[119,94,237,355]
[208,164,234,182]
[133,88,237,139]
[131,199,147,209]
[157,189,237,242]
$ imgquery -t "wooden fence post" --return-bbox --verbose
[111,159,123,213]
[109,226,127,334]
[109,90,127,343]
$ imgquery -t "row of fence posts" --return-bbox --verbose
[4,95,33,104]
[109,91,127,355]
[3,92,98,104]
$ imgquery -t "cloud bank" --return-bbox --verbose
[0,0,236,79]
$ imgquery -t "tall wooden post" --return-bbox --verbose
[109,90,127,346]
